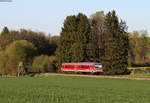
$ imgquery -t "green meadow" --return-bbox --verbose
[0,76,150,103]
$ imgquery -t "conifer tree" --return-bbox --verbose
[56,15,77,63]
[56,13,90,64]
[103,11,129,74]
[71,13,90,62]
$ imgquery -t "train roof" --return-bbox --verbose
[62,62,101,65]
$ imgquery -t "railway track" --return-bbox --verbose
[41,73,150,80]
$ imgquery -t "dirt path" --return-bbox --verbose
[41,73,150,80]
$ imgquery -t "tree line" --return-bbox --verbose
[129,30,150,67]
[0,10,149,76]
[0,28,59,76]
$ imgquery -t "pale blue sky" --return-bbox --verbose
[0,0,150,35]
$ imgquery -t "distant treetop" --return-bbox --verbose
[1,26,10,35]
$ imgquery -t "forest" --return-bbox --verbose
[0,10,150,76]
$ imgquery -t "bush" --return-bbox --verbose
[31,55,57,73]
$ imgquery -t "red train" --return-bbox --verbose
[61,62,104,73]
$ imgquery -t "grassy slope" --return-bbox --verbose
[0,76,150,103]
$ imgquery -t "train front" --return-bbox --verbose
[94,63,104,72]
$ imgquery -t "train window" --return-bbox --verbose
[80,65,89,68]
[65,65,74,68]
[95,64,102,69]
[90,66,94,68]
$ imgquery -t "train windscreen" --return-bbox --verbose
[95,63,103,69]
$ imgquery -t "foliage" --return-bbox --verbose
[1,11,149,75]
[56,11,130,74]
[50,36,60,55]
[56,13,90,64]
[0,28,59,76]
[0,29,57,56]
[5,40,36,63]
[0,26,9,36]
[31,55,57,73]
[102,11,129,75]
[0,76,150,103]
[0,40,36,76]
[0,51,16,76]
[0,52,8,75]
[128,30,150,66]
[88,11,105,62]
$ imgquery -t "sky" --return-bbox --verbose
[0,0,150,35]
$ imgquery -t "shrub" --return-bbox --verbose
[31,55,57,73]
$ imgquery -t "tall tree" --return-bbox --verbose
[71,13,90,62]
[56,15,77,63]
[56,13,90,64]
[89,11,105,62]
[102,11,129,74]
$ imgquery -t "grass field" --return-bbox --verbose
[0,76,150,103]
